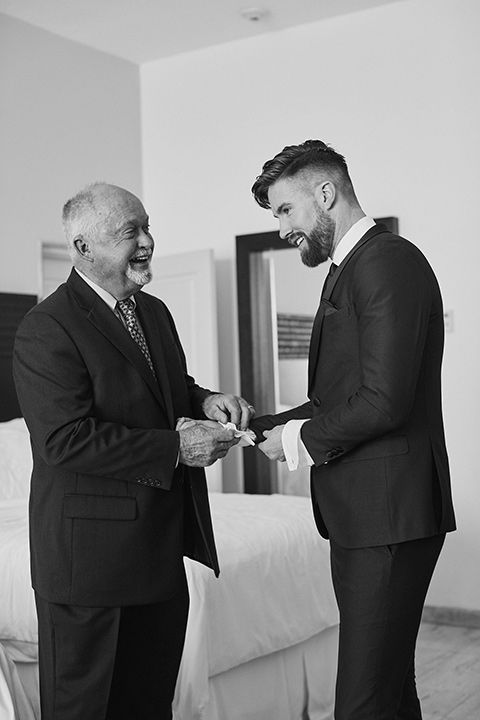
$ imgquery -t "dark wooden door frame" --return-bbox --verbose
[0,292,37,421]
[236,231,284,493]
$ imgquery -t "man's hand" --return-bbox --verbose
[257,426,286,462]
[202,393,255,431]
[177,418,239,467]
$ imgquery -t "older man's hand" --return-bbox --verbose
[202,393,255,431]
[177,418,239,467]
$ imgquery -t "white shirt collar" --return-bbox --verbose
[331,216,376,266]
[74,268,135,312]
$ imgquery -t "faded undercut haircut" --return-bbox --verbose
[251,140,356,209]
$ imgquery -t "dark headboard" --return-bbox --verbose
[0,292,37,421]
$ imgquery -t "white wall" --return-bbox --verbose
[141,0,480,611]
[0,13,142,295]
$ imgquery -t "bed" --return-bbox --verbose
[0,417,339,720]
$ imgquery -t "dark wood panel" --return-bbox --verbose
[0,292,37,421]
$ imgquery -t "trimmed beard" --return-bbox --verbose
[126,264,152,287]
[300,208,335,268]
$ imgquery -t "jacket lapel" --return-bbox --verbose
[308,304,326,391]
[323,223,389,303]
[67,271,170,419]
[308,223,389,392]
[135,295,175,426]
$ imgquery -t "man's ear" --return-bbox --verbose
[313,181,336,211]
[73,236,93,262]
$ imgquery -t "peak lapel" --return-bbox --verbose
[308,224,390,392]
[322,223,389,304]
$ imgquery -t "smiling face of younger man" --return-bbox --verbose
[268,175,336,267]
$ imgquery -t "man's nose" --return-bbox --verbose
[278,219,291,241]
[138,229,154,248]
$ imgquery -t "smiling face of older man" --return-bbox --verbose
[65,182,154,300]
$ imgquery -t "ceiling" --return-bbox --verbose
[0,0,403,65]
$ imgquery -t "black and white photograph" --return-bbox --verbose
[0,1,478,718]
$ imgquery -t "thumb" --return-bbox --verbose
[210,408,229,424]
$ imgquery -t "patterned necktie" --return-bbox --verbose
[116,298,156,378]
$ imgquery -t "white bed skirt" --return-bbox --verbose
[202,625,338,720]
[1,645,39,720]
[173,624,338,720]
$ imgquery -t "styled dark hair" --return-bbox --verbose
[251,139,354,209]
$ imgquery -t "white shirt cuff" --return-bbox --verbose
[282,420,314,471]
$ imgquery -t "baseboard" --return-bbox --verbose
[422,605,480,629]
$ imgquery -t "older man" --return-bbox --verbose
[13,182,253,720]
[250,141,456,719]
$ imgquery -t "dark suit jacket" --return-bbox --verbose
[13,269,219,606]
[251,224,456,548]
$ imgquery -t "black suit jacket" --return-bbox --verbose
[252,225,456,548]
[13,269,219,606]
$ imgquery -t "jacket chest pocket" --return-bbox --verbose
[322,304,350,322]
[321,305,358,354]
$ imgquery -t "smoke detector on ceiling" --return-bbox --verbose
[240,7,269,22]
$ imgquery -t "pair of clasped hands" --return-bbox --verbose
[176,393,259,468]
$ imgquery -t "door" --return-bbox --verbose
[149,249,222,491]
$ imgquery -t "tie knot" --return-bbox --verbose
[328,262,337,278]
[117,298,135,317]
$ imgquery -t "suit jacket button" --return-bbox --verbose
[326,450,335,459]
[313,398,321,407]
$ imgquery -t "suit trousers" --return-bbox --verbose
[330,533,445,720]
[34,573,189,720]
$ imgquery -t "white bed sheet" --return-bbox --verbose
[0,499,37,661]
[0,419,32,500]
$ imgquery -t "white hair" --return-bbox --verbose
[62,182,109,259]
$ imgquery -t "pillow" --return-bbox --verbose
[0,419,33,500]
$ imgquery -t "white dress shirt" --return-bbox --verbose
[74,268,118,310]
[74,268,140,329]
[282,216,375,471]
